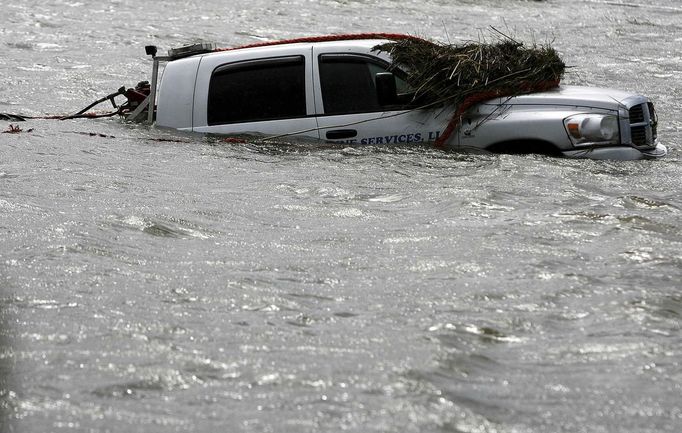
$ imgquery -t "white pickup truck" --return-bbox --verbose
[127,36,666,160]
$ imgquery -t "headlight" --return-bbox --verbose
[564,114,620,147]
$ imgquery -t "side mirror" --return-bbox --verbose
[376,72,398,106]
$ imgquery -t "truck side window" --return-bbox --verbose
[208,56,306,125]
[319,55,412,115]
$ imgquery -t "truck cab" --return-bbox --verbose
[146,37,666,160]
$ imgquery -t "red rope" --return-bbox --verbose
[216,33,425,52]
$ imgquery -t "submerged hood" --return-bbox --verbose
[499,85,645,110]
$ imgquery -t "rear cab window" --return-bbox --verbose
[191,46,318,138]
[208,56,306,125]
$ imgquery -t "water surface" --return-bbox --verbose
[1,1,681,432]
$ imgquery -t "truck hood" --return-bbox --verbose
[500,85,643,110]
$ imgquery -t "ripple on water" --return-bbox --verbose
[107,214,213,239]
[92,371,191,399]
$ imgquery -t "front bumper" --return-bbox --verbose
[562,142,667,160]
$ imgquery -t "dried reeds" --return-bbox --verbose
[375,34,566,108]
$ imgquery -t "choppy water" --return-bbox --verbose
[1,0,682,432]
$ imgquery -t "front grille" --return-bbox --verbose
[629,104,645,123]
[631,126,647,146]
[628,102,657,148]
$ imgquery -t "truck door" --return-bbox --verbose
[192,47,319,139]
[312,48,452,146]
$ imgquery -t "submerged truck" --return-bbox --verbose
[123,34,666,160]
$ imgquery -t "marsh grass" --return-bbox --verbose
[375,33,566,108]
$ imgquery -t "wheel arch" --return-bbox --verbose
[484,139,563,156]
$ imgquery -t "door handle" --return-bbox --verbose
[326,129,357,140]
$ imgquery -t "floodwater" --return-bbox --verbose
[1,0,681,432]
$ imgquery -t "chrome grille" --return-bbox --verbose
[628,102,656,147]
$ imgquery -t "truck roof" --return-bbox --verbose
[168,33,424,61]
[215,33,422,51]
